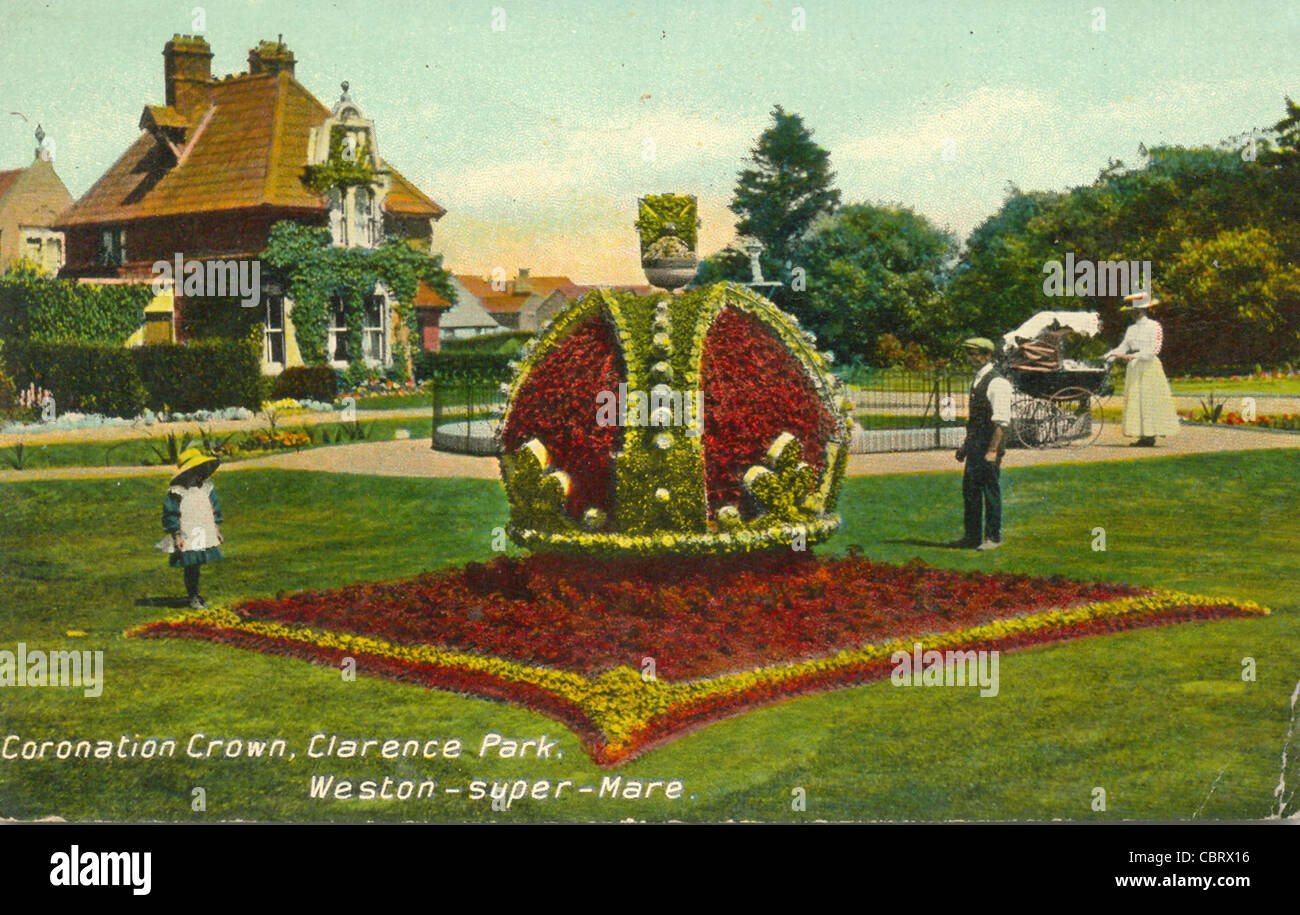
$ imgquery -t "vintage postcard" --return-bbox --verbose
[0,0,1296,877]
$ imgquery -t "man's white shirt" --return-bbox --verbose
[973,363,1013,427]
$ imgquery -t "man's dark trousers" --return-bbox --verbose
[963,453,1001,544]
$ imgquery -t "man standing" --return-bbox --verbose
[955,337,1013,551]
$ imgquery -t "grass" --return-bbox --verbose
[1,417,434,470]
[1,450,1297,822]
[1170,376,1300,396]
[353,393,431,410]
[851,412,964,430]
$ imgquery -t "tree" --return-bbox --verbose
[789,203,957,364]
[729,105,841,288]
[943,114,1300,372]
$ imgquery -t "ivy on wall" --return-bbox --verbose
[303,125,376,193]
[260,221,455,381]
[0,261,150,344]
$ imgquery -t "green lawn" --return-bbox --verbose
[1,450,1297,822]
[1170,376,1300,396]
[353,392,431,410]
[1,417,434,470]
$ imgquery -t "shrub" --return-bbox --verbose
[414,351,513,383]
[0,262,150,344]
[272,365,338,403]
[1,339,146,417]
[440,331,533,355]
[0,340,16,419]
[132,340,263,413]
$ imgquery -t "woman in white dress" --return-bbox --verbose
[1106,292,1180,446]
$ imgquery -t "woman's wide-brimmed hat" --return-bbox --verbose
[172,447,220,485]
[1121,291,1162,311]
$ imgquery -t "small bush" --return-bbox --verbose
[272,365,338,403]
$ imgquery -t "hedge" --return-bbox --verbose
[133,340,263,413]
[440,330,532,355]
[2,339,146,417]
[414,351,513,382]
[2,339,262,417]
[271,365,338,403]
[0,263,149,344]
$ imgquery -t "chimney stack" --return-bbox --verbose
[163,34,213,115]
[248,36,296,77]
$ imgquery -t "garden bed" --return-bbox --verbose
[131,553,1267,766]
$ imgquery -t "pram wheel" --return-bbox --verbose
[1048,385,1106,446]
[1010,392,1055,449]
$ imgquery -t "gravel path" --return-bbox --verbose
[3,422,1297,484]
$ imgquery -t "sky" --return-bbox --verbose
[1,0,1297,283]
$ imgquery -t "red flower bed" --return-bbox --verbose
[501,314,624,517]
[701,307,837,511]
[230,553,1143,682]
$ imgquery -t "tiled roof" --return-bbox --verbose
[515,275,573,296]
[454,275,496,300]
[479,293,531,314]
[0,168,23,200]
[58,70,442,226]
[385,165,445,218]
[412,279,450,308]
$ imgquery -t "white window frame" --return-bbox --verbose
[328,187,346,246]
[327,296,351,367]
[263,295,286,370]
[362,294,388,366]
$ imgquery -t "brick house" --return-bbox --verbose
[0,128,74,274]
[54,35,447,373]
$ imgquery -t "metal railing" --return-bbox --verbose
[841,366,973,453]
[430,377,507,454]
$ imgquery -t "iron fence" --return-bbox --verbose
[430,377,507,455]
[431,366,977,456]
[842,366,973,453]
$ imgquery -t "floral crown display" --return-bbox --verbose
[498,282,851,556]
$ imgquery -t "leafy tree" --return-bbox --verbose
[789,203,957,364]
[944,103,1300,372]
[728,105,841,287]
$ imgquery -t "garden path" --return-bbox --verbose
[3,422,1296,483]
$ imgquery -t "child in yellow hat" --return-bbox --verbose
[159,447,224,609]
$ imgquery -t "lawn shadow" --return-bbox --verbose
[883,538,976,550]
[135,596,191,609]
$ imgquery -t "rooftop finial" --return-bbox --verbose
[340,80,350,101]
[34,123,54,162]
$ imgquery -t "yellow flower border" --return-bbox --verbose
[128,589,1267,758]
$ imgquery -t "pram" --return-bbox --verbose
[998,312,1115,448]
